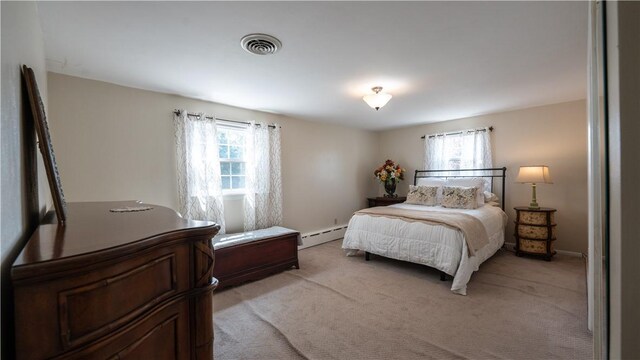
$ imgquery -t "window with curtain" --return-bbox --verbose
[174,110,283,233]
[423,127,493,171]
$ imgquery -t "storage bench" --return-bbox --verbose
[212,226,301,289]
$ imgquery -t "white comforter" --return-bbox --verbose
[342,203,508,295]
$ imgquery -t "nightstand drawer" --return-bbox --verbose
[517,224,556,240]
[519,210,555,225]
[519,238,556,255]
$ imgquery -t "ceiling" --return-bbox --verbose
[37,1,587,130]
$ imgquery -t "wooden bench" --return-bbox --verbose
[212,226,301,290]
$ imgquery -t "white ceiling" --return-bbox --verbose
[37,1,587,130]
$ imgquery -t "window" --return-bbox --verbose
[444,135,463,170]
[217,126,246,191]
[424,128,492,171]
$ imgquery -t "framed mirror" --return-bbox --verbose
[22,65,67,224]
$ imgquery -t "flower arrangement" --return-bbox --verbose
[374,159,405,182]
[374,159,406,197]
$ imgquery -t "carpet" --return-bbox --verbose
[213,240,592,359]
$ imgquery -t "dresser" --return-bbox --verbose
[10,201,220,359]
[367,196,407,207]
[514,207,557,261]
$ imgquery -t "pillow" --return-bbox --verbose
[441,186,478,209]
[415,177,445,187]
[484,191,499,203]
[405,185,438,206]
[445,178,485,207]
[415,177,445,203]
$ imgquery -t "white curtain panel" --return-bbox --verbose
[173,110,226,233]
[461,128,493,169]
[424,128,493,179]
[424,133,446,170]
[243,121,283,231]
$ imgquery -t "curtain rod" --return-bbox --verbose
[173,110,278,129]
[420,126,493,139]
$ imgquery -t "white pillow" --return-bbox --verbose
[484,191,499,203]
[415,177,445,187]
[415,177,445,203]
[445,178,485,207]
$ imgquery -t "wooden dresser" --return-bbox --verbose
[10,201,220,359]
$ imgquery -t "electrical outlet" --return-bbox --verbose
[334,218,338,225]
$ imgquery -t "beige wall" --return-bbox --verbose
[47,73,588,253]
[377,100,588,253]
[47,73,379,235]
[1,1,50,357]
[1,1,50,263]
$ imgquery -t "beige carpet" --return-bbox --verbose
[213,240,592,360]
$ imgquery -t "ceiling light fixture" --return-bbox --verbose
[363,86,392,111]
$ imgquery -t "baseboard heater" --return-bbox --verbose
[298,224,348,250]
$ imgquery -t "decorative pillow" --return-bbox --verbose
[405,185,438,206]
[415,177,445,203]
[441,186,479,209]
[445,178,485,207]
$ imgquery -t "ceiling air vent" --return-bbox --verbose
[240,33,282,55]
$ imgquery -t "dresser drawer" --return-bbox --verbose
[14,243,191,359]
[56,297,191,359]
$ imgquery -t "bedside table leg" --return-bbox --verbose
[365,251,370,261]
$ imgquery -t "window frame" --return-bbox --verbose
[216,122,249,195]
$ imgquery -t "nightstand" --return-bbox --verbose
[367,196,406,207]
[514,207,557,261]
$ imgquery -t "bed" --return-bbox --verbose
[342,167,508,295]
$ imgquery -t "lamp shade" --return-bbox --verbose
[363,87,392,110]
[516,166,553,184]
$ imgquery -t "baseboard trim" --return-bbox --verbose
[298,233,585,257]
[299,225,347,250]
[503,242,584,258]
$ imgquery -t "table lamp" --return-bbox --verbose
[516,165,553,209]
